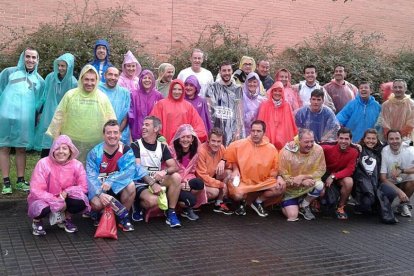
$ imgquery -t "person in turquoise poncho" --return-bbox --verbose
[98,67,131,145]
[0,48,45,195]
[34,53,77,158]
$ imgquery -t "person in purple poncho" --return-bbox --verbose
[242,72,266,137]
[184,75,212,133]
[129,70,163,141]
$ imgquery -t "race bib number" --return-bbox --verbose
[214,106,234,120]
[146,166,161,177]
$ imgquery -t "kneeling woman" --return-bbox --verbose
[28,135,90,236]
[170,124,206,221]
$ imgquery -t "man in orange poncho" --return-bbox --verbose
[150,79,207,144]
[257,81,298,150]
[225,120,286,217]
[379,79,414,141]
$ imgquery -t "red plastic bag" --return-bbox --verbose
[94,206,118,239]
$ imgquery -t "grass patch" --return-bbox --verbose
[0,150,40,200]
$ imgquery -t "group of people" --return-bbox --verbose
[0,40,413,237]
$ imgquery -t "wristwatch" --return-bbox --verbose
[330,174,336,180]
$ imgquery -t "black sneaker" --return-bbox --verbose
[250,201,268,217]
[181,208,199,221]
[235,203,247,216]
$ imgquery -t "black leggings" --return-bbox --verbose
[179,178,204,207]
[40,149,50,158]
[35,198,87,219]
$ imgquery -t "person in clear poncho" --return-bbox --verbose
[169,124,207,221]
[206,61,244,146]
[34,53,77,157]
[118,50,141,92]
[150,79,207,144]
[28,135,90,236]
[46,65,116,163]
[242,72,266,137]
[257,81,298,150]
[279,129,326,221]
[295,89,340,143]
[0,48,45,194]
[378,79,414,141]
[129,69,164,141]
[99,67,131,145]
[184,75,212,133]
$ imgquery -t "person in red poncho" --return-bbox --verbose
[150,79,207,144]
[257,81,298,150]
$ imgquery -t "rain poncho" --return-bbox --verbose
[27,135,90,218]
[184,75,212,133]
[274,69,300,112]
[34,53,77,150]
[294,81,336,112]
[206,81,244,146]
[378,95,414,139]
[89,39,113,82]
[169,124,200,182]
[118,50,141,92]
[156,63,175,98]
[336,94,381,142]
[98,82,131,145]
[242,72,266,136]
[225,136,279,196]
[0,50,44,148]
[324,80,357,113]
[150,79,207,144]
[257,81,298,150]
[233,56,265,96]
[196,142,226,189]
[46,65,116,162]
[279,143,326,200]
[86,141,146,200]
[128,70,163,140]
[295,106,340,143]
[380,82,393,102]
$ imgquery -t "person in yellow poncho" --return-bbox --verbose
[47,65,116,163]
[278,129,326,222]
[224,120,286,217]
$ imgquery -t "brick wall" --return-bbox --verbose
[1,0,413,60]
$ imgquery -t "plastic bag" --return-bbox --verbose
[94,207,118,239]
[49,211,65,225]
[149,186,168,211]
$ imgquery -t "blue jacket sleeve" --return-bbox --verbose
[86,146,103,200]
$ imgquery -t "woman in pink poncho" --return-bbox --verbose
[118,50,142,92]
[150,79,207,144]
[28,135,90,236]
[274,68,301,112]
[169,124,207,221]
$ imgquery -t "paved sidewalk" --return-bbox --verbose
[1,200,413,275]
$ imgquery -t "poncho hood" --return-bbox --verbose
[49,135,80,164]
[121,50,142,79]
[184,75,201,99]
[53,53,75,83]
[267,81,286,101]
[239,56,256,72]
[243,72,261,99]
[168,79,185,102]
[171,124,200,144]
[274,68,292,88]
[137,69,156,93]
[93,39,110,62]
[78,64,100,95]
[17,49,40,73]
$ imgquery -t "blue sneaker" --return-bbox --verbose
[132,206,144,222]
[166,211,181,228]
[118,217,134,232]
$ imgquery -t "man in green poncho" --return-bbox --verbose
[34,53,77,157]
[0,48,45,195]
[47,65,116,163]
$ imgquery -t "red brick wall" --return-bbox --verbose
[1,0,413,59]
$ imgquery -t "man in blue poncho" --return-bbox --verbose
[336,81,381,142]
[86,120,148,232]
[34,53,77,157]
[98,67,131,145]
[0,48,45,195]
[89,39,113,82]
